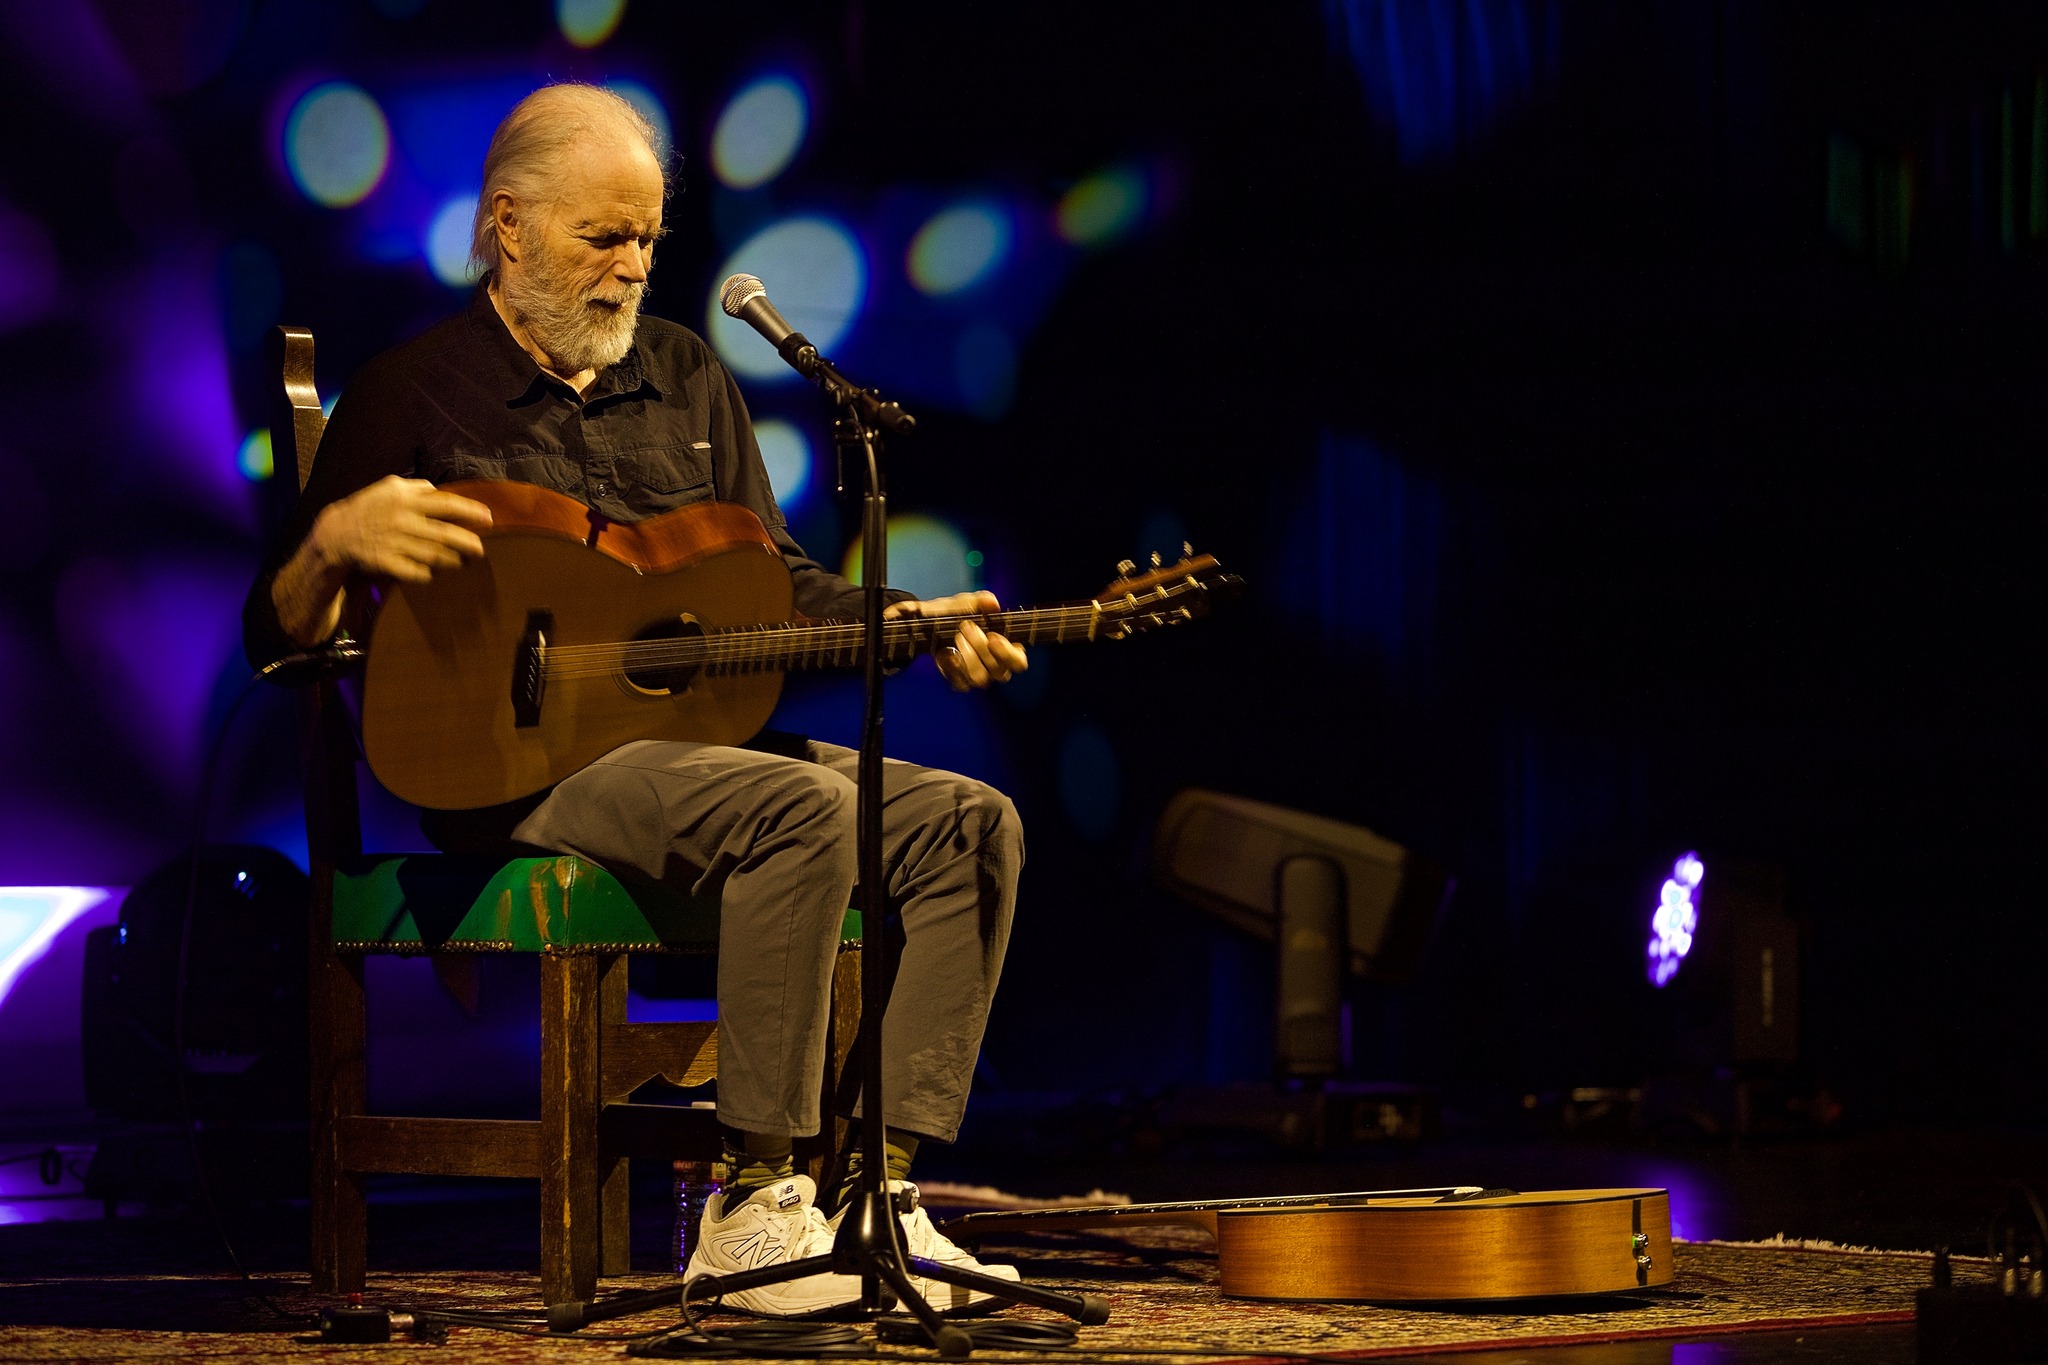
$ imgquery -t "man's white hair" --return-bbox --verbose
[469,83,669,274]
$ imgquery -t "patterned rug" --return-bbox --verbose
[0,1231,1956,1363]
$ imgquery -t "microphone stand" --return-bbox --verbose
[562,350,1106,1357]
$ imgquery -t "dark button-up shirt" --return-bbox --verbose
[242,282,902,671]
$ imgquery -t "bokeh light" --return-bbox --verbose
[557,0,627,48]
[753,418,813,510]
[425,193,481,287]
[841,514,974,601]
[954,324,1017,420]
[605,79,673,159]
[1058,722,1122,839]
[908,202,1013,296]
[217,241,282,353]
[712,75,808,190]
[284,82,391,208]
[237,429,274,482]
[1056,166,1147,246]
[707,217,865,381]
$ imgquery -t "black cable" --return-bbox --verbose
[628,1319,871,1358]
[875,1315,1077,1349]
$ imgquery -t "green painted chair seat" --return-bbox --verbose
[332,854,860,953]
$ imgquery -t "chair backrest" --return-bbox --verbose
[270,325,328,494]
[268,324,362,872]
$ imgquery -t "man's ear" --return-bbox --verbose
[491,190,521,263]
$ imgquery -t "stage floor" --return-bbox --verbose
[0,1124,2038,1362]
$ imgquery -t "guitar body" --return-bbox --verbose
[1217,1188,1673,1302]
[942,1187,1673,1303]
[361,482,792,811]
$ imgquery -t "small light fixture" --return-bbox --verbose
[1646,852,1704,987]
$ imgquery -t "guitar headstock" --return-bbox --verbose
[1093,544,1243,639]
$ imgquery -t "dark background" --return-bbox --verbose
[0,0,2041,1133]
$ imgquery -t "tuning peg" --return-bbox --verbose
[1149,551,1163,567]
[1182,541,1194,558]
[1115,558,1137,578]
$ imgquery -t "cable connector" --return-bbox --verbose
[259,635,368,685]
[317,1305,447,1345]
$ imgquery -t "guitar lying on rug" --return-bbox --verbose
[359,480,1240,811]
[939,1186,1676,1302]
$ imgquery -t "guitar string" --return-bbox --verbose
[533,603,1195,678]
[532,594,1204,681]
[534,610,1181,680]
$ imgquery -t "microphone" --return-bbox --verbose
[719,273,814,370]
[717,273,915,433]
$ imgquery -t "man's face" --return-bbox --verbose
[502,132,665,374]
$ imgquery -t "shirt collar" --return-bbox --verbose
[465,278,662,406]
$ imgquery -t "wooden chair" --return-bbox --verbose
[269,325,861,1304]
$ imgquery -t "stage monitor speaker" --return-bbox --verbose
[80,845,309,1121]
[1153,789,1453,984]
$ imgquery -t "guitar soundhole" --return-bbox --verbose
[621,616,704,695]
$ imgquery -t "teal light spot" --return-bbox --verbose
[753,418,812,508]
[218,241,282,353]
[284,83,390,208]
[1056,167,1147,246]
[238,428,274,481]
[954,323,1017,420]
[841,515,973,602]
[425,193,481,288]
[713,76,808,190]
[605,79,672,159]
[1057,723,1122,840]
[557,0,627,48]
[907,202,1012,295]
[965,550,984,568]
[707,216,865,382]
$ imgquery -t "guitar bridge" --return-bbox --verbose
[512,610,552,728]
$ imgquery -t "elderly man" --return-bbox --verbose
[243,83,1027,1317]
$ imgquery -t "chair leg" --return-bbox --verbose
[310,949,367,1293]
[541,953,603,1304]
[599,956,631,1277]
[804,942,865,1189]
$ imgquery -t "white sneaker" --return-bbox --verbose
[835,1180,1023,1315]
[683,1176,863,1318]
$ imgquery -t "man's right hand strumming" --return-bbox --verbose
[272,474,495,647]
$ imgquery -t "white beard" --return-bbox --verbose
[501,245,645,375]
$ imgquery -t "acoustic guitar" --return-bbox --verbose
[359,480,1239,811]
[941,1186,1675,1302]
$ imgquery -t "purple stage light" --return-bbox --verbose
[54,553,254,792]
[0,888,115,1012]
[0,205,57,335]
[1646,850,1704,987]
[131,261,251,525]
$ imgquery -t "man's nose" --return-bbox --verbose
[614,243,651,282]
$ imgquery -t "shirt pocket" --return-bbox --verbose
[428,444,578,497]
[618,442,715,512]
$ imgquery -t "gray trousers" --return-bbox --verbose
[508,739,1021,1143]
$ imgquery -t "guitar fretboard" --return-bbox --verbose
[536,602,1146,681]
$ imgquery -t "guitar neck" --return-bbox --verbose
[578,602,1130,679]
[797,604,1113,669]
